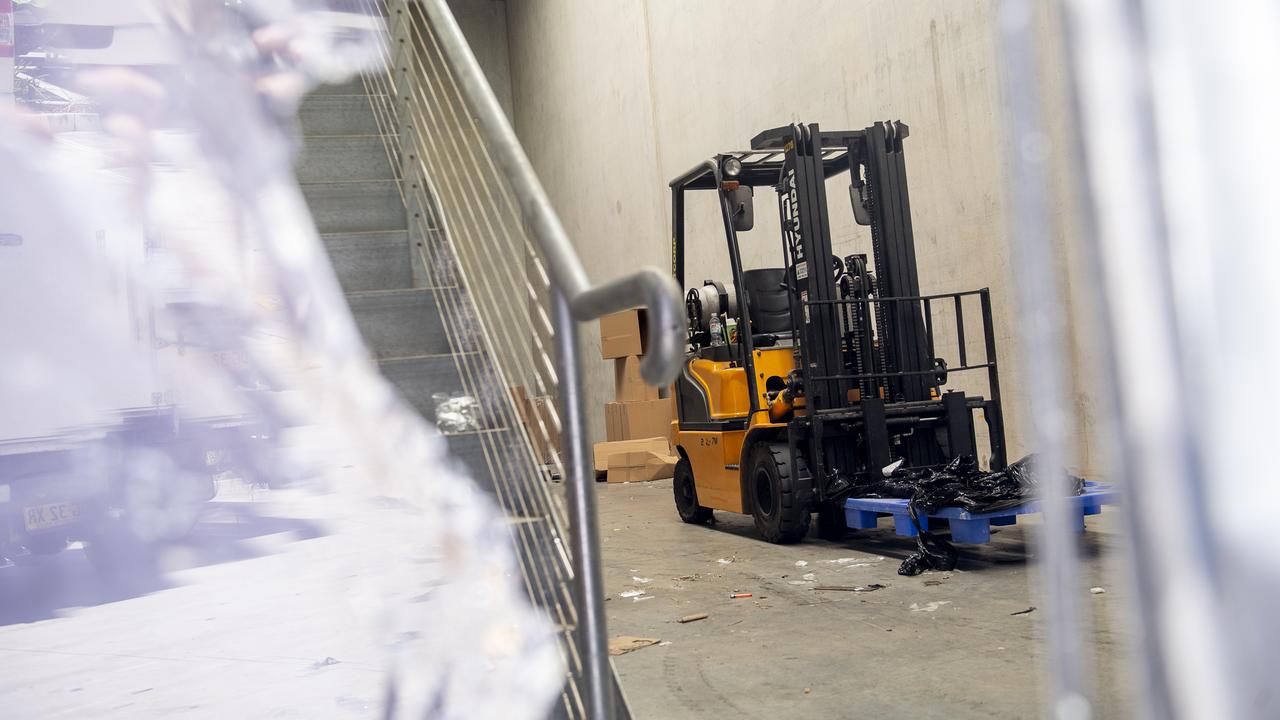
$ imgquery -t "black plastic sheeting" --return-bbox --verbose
[863,454,1085,576]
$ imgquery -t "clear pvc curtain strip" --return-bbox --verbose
[994,3,1094,718]
[1054,0,1279,717]
[1002,0,1280,717]
[350,2,588,717]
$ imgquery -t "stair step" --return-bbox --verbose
[299,94,385,135]
[303,180,405,234]
[297,135,397,184]
[322,230,413,292]
[445,427,524,495]
[411,228,461,289]
[349,288,455,358]
[308,77,373,96]
[379,353,469,417]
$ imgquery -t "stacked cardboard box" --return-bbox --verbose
[594,309,677,480]
[606,448,677,484]
[592,437,670,477]
[599,308,648,359]
[606,355,674,440]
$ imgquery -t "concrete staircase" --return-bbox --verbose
[297,77,637,720]
[296,79,515,493]
[297,79,627,720]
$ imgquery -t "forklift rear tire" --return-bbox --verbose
[673,457,713,524]
[748,443,811,543]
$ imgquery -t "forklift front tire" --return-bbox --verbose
[673,457,713,524]
[748,443,811,544]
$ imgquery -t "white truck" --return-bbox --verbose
[1,2,293,567]
[0,0,257,568]
[1,0,13,110]
[0,129,255,566]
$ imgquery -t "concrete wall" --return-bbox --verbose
[502,0,1098,474]
[448,0,514,118]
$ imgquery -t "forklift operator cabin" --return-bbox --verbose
[668,121,1007,543]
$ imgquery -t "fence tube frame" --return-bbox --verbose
[552,289,613,720]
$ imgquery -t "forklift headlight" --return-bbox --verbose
[722,157,742,178]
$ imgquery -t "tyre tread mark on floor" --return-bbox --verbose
[660,646,759,718]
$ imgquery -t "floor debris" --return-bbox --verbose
[910,601,952,612]
[813,583,886,593]
[795,560,809,567]
[825,556,886,567]
[717,558,734,565]
[1090,587,1106,594]
[678,613,709,624]
[729,592,753,599]
[608,636,660,656]
[632,576,653,584]
[1010,606,1036,616]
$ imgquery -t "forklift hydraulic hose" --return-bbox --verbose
[767,390,795,423]
[767,369,806,422]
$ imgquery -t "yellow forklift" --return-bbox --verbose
[668,122,1007,542]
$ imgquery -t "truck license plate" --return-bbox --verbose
[23,502,80,532]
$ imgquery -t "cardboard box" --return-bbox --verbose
[605,397,674,442]
[511,386,560,465]
[607,449,679,483]
[593,436,669,476]
[613,355,659,402]
[528,395,560,464]
[511,385,532,425]
[599,309,647,359]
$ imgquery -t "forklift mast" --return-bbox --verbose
[857,122,935,406]
[753,122,933,404]
[752,122,940,468]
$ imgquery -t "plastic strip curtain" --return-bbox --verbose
[0,1,561,717]
[1002,0,1280,717]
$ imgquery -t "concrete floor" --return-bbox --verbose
[0,490,391,719]
[0,476,1132,719]
[597,479,1133,719]
[0,483,564,719]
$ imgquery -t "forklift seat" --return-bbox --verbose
[741,268,792,336]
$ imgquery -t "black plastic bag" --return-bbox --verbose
[863,454,1085,575]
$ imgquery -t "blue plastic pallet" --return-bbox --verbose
[843,481,1118,544]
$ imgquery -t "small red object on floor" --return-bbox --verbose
[728,592,753,599]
